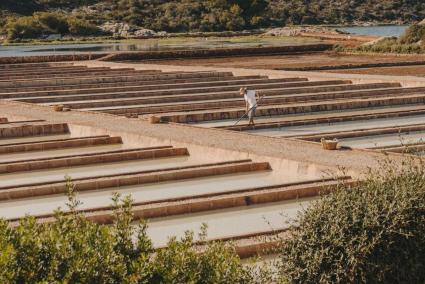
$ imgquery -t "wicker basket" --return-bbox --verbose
[321,138,339,150]
[53,105,64,112]
[149,116,161,124]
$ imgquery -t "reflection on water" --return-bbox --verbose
[33,43,162,53]
[0,37,316,57]
[340,25,409,37]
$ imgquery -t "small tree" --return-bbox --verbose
[67,17,101,36]
[400,23,425,44]
[34,12,69,34]
[278,160,425,283]
[6,16,43,40]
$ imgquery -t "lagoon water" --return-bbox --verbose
[0,36,316,57]
[340,25,409,37]
[0,25,409,57]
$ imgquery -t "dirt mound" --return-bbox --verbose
[265,26,344,37]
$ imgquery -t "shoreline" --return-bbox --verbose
[0,24,407,47]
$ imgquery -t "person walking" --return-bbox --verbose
[240,87,260,126]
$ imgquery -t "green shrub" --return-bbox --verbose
[400,24,425,44]
[278,160,425,283]
[6,16,43,40]
[67,17,101,36]
[0,180,258,283]
[34,12,69,34]
[5,12,101,40]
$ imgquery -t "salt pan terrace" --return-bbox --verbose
[4,62,425,156]
[0,63,354,256]
[0,114,344,255]
[0,61,420,256]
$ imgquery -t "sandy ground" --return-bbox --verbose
[130,52,425,70]
[326,65,425,77]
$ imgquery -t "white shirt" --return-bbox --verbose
[244,90,257,108]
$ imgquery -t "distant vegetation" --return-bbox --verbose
[1,0,425,40]
[4,12,102,40]
[355,23,425,53]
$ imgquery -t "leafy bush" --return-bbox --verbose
[35,12,69,34]
[5,12,101,40]
[0,180,257,283]
[351,22,425,54]
[5,16,43,40]
[67,17,101,36]
[400,23,425,44]
[278,160,425,283]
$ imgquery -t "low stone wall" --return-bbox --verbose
[0,54,107,65]
[0,123,69,138]
[0,147,185,174]
[278,60,425,71]
[99,44,334,61]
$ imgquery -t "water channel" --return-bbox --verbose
[0,25,409,57]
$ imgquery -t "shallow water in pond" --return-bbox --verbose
[340,131,425,149]
[0,171,285,220]
[339,25,409,37]
[146,197,317,247]
[0,155,195,188]
[0,37,319,57]
[0,144,127,163]
[248,114,425,137]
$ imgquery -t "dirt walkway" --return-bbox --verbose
[132,52,425,70]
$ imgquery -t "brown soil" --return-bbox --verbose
[302,33,376,48]
[325,65,425,77]
[135,52,425,70]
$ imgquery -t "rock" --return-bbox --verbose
[419,19,425,25]
[45,34,62,40]
[134,28,156,37]
[99,22,137,37]
[99,22,160,38]
[156,31,168,37]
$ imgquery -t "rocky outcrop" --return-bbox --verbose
[99,22,134,37]
[134,28,156,37]
[99,22,166,38]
